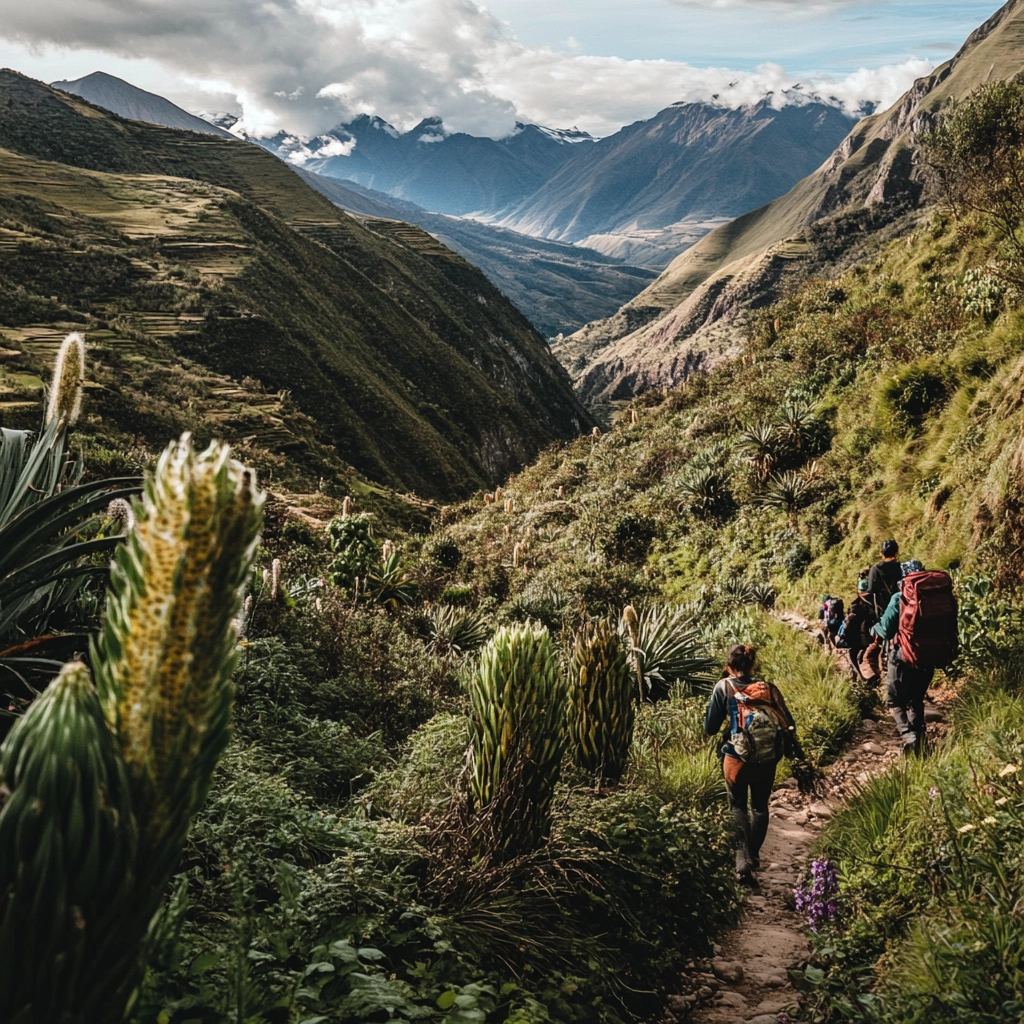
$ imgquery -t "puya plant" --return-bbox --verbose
[0,333,139,689]
[567,617,634,786]
[468,623,566,857]
[0,433,263,1024]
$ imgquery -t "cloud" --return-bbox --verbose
[280,133,357,166]
[0,0,934,138]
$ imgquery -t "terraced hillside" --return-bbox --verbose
[0,71,592,500]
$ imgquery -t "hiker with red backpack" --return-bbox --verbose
[870,560,959,756]
[704,644,798,886]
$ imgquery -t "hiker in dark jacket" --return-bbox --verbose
[863,539,903,681]
[705,644,796,886]
[844,579,875,679]
[871,560,934,756]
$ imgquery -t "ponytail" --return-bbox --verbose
[726,643,756,677]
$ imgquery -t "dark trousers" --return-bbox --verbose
[848,645,866,679]
[886,652,934,754]
[723,756,776,874]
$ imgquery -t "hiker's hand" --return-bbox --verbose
[791,758,822,795]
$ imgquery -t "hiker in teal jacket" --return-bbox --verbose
[871,560,934,755]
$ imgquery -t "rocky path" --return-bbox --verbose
[665,613,950,1024]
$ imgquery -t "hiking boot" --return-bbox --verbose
[737,870,758,888]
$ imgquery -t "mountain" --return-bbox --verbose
[288,100,855,271]
[281,115,595,216]
[42,72,653,336]
[51,70,237,139]
[497,100,857,263]
[0,70,593,500]
[557,0,1024,406]
[294,172,655,337]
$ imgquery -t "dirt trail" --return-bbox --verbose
[665,613,951,1024]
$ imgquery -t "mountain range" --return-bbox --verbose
[52,72,656,337]
[494,100,857,262]
[556,0,1024,407]
[0,70,592,499]
[259,98,855,269]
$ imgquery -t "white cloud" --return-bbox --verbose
[279,133,357,166]
[0,0,934,138]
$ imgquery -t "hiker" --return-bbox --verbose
[705,644,796,886]
[863,540,904,681]
[817,593,845,649]
[871,560,958,756]
[842,579,875,679]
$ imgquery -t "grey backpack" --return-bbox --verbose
[728,680,787,764]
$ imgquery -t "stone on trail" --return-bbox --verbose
[713,959,745,984]
[862,741,886,754]
[746,1015,780,1024]
[861,719,877,730]
[924,706,945,723]
[809,801,835,818]
[716,990,747,1007]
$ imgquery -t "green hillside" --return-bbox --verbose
[0,71,592,500]
[112,166,1024,1022]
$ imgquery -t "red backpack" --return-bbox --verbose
[898,571,959,669]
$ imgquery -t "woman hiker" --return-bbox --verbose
[704,644,798,886]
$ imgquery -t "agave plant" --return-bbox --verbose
[620,604,717,700]
[468,623,566,856]
[0,433,263,1024]
[736,420,780,483]
[567,618,634,785]
[778,399,816,453]
[678,464,733,519]
[363,549,416,610]
[759,468,816,519]
[420,603,491,660]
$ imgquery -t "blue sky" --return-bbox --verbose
[484,0,996,71]
[0,0,1005,137]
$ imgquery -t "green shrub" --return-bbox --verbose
[290,600,439,744]
[602,512,657,563]
[365,713,469,823]
[879,361,954,432]
[326,512,378,593]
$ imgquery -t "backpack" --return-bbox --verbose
[727,680,788,764]
[835,617,850,649]
[898,571,959,669]
[822,596,845,632]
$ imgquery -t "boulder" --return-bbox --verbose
[713,959,745,984]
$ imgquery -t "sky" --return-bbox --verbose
[0,0,1003,138]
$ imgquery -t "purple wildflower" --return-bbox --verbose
[793,857,839,932]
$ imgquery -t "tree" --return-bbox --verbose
[924,81,1024,277]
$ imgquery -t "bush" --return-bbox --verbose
[602,512,657,563]
[879,361,953,432]
[287,599,440,744]
[781,541,813,579]
[364,713,469,823]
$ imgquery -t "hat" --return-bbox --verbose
[858,579,869,593]
[901,559,924,575]
[882,539,899,558]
